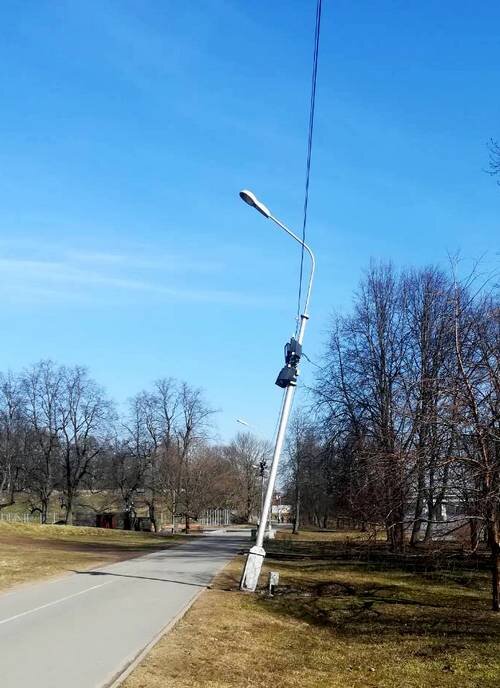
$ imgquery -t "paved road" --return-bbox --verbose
[0,531,248,688]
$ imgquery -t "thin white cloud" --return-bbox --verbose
[0,251,266,307]
[65,249,222,273]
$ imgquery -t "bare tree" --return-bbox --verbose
[314,260,499,609]
[452,283,500,610]
[402,268,456,543]
[0,373,26,510]
[20,361,63,522]
[224,432,270,523]
[178,444,233,525]
[316,264,412,549]
[126,389,165,531]
[0,362,225,532]
[104,436,146,528]
[58,366,113,524]
[284,412,323,534]
[171,382,214,531]
[126,378,214,531]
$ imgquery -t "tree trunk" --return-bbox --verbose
[487,518,500,612]
[64,491,74,525]
[387,510,405,552]
[492,546,500,613]
[149,503,157,532]
[40,498,48,524]
[292,488,300,535]
[470,518,480,552]
[123,511,132,531]
[423,507,435,542]
[410,494,424,545]
[246,491,252,524]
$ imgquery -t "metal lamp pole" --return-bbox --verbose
[239,190,315,592]
[259,460,267,525]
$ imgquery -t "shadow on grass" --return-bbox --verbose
[265,538,492,570]
[254,557,500,653]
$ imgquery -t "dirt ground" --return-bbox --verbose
[123,541,500,688]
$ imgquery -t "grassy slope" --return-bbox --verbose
[0,491,122,515]
[124,536,500,688]
[0,522,181,591]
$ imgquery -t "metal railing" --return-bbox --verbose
[198,508,231,527]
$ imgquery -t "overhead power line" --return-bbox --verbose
[296,0,322,330]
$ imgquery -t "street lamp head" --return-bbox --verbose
[239,189,271,219]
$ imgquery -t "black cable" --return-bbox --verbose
[302,352,322,369]
[296,0,322,331]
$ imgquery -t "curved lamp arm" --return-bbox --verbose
[239,189,315,317]
[268,214,315,318]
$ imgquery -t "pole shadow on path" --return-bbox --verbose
[71,570,209,588]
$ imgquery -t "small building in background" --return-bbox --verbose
[75,511,152,531]
[271,500,291,523]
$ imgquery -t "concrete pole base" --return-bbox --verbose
[239,545,266,592]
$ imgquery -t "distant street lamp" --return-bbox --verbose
[239,189,315,592]
[236,418,251,428]
[236,418,269,532]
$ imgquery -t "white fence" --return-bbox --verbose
[162,508,232,527]
[1,508,232,528]
[0,512,64,524]
[198,508,231,527]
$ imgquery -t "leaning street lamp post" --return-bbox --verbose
[239,190,315,592]
[258,459,268,526]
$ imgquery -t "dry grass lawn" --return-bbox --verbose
[124,550,500,688]
[0,521,182,591]
[276,527,386,542]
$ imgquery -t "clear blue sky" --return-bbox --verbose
[1,1,498,441]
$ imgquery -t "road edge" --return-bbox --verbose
[102,585,206,688]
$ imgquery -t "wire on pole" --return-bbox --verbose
[297,0,322,330]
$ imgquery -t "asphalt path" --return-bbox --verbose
[0,530,249,688]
